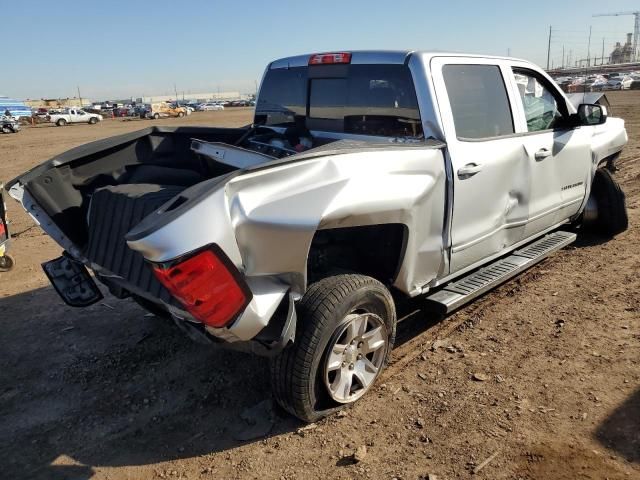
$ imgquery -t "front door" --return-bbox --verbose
[506,67,592,237]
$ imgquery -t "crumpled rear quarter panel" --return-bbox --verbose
[226,146,447,296]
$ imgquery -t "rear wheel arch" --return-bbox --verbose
[306,223,408,289]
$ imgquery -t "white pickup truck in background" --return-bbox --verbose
[48,108,103,126]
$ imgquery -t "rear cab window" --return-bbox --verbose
[255,64,423,138]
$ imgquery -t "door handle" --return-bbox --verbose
[535,148,552,160]
[457,163,483,178]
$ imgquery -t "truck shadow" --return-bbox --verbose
[0,284,444,479]
[0,286,302,479]
[595,388,640,463]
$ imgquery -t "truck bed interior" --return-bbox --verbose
[21,125,332,246]
[11,125,333,300]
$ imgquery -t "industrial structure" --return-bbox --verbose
[594,10,640,63]
[610,33,635,64]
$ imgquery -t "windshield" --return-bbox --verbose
[255,64,423,138]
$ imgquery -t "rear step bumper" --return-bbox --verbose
[42,255,103,307]
[425,231,576,314]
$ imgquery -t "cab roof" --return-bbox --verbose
[269,50,529,69]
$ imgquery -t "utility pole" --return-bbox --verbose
[562,45,565,69]
[507,47,511,57]
[173,83,178,103]
[77,86,83,107]
[601,38,605,65]
[568,49,572,67]
[546,25,552,70]
[586,25,592,67]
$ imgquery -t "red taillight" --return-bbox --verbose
[152,247,251,328]
[309,52,352,65]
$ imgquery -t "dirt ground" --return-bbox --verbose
[0,101,638,480]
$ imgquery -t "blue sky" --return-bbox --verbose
[3,0,639,100]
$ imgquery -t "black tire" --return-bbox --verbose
[89,117,97,124]
[153,113,160,120]
[178,111,184,118]
[270,274,396,422]
[0,254,15,272]
[56,119,66,126]
[588,168,628,236]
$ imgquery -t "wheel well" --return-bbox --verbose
[307,224,407,287]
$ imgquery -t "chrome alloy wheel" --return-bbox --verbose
[323,312,388,403]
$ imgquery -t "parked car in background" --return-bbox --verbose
[145,102,187,119]
[48,108,103,126]
[33,107,49,118]
[603,76,633,91]
[196,102,224,111]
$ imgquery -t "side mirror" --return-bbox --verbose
[578,103,607,126]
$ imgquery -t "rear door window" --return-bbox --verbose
[442,64,514,139]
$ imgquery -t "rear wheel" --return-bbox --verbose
[89,117,97,124]
[585,168,628,237]
[56,118,67,126]
[153,113,160,120]
[178,111,184,118]
[0,254,15,272]
[270,274,396,422]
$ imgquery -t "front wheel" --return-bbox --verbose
[177,111,184,118]
[153,113,160,120]
[584,168,628,237]
[270,274,396,422]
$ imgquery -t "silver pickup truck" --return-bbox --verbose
[8,51,628,421]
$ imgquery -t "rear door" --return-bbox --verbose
[431,57,530,273]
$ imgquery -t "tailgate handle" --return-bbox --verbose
[535,148,552,160]
[457,163,483,178]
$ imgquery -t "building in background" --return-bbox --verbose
[24,97,91,109]
[610,33,635,64]
[135,91,242,104]
[0,96,33,118]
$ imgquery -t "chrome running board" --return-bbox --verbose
[425,231,576,314]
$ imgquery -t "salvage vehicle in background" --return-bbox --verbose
[602,76,634,90]
[8,51,628,422]
[48,108,103,126]
[196,102,224,111]
[1,115,20,133]
[144,102,187,119]
[0,183,15,271]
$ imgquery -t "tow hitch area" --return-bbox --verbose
[42,255,103,307]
